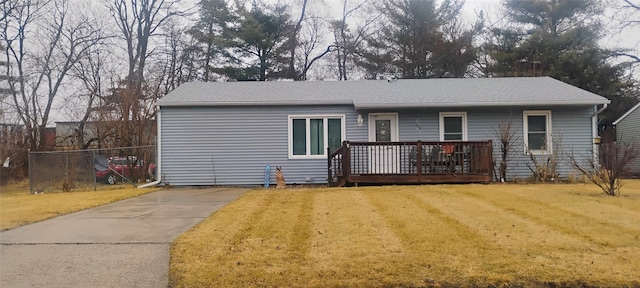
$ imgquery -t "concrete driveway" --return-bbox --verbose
[0,187,248,288]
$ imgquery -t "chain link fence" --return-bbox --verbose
[29,145,156,194]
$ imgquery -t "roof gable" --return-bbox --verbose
[157,77,610,108]
[613,102,640,125]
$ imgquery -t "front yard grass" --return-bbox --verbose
[170,180,640,287]
[0,182,160,231]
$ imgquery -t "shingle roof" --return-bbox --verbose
[157,76,610,108]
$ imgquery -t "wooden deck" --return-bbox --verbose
[328,141,493,187]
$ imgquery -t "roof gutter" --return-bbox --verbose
[354,101,611,109]
[138,108,162,189]
[591,103,608,164]
[156,100,354,107]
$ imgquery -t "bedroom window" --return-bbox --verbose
[439,112,467,141]
[523,110,552,154]
[289,115,345,159]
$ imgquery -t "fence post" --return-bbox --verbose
[28,149,33,194]
[92,151,96,191]
[65,153,69,189]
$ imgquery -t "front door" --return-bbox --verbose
[368,113,399,173]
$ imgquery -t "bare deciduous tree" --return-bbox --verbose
[153,21,198,95]
[611,0,640,65]
[286,1,338,80]
[297,17,338,81]
[2,0,106,150]
[331,0,379,81]
[108,0,184,90]
[105,0,183,153]
[0,0,20,24]
[491,121,518,182]
[69,45,116,149]
[287,0,308,80]
[569,139,639,196]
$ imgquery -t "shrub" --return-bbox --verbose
[526,137,562,183]
[569,139,638,196]
[491,121,518,182]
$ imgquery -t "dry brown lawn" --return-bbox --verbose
[0,181,160,231]
[170,180,640,287]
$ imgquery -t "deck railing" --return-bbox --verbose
[328,140,493,187]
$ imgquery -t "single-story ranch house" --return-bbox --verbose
[155,76,609,186]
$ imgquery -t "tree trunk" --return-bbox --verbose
[260,55,267,81]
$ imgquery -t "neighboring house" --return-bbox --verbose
[0,124,54,149]
[43,127,56,149]
[55,121,100,148]
[0,123,25,184]
[55,120,156,149]
[613,102,640,176]
[0,123,25,146]
[155,77,610,186]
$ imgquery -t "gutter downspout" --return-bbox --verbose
[138,107,162,188]
[592,103,608,164]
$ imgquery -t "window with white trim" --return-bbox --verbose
[439,112,467,141]
[523,110,552,154]
[289,115,345,158]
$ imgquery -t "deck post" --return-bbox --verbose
[343,141,351,184]
[328,140,493,186]
[416,141,422,179]
[327,146,332,187]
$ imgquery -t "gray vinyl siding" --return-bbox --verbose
[161,105,596,185]
[464,106,594,180]
[364,106,595,180]
[616,108,640,173]
[160,105,366,186]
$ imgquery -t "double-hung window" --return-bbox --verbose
[289,115,345,159]
[523,110,552,154]
[439,112,467,141]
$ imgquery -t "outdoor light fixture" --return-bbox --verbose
[357,114,364,126]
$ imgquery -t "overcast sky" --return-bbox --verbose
[460,0,639,54]
[295,0,639,64]
[40,0,640,123]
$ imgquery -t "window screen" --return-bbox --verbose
[443,116,463,141]
[290,116,344,157]
[327,118,342,152]
[527,115,547,150]
[292,119,306,155]
[310,119,324,155]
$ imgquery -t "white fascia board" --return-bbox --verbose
[156,99,610,108]
[354,100,610,109]
[156,100,354,107]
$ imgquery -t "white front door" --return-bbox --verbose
[368,113,399,174]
